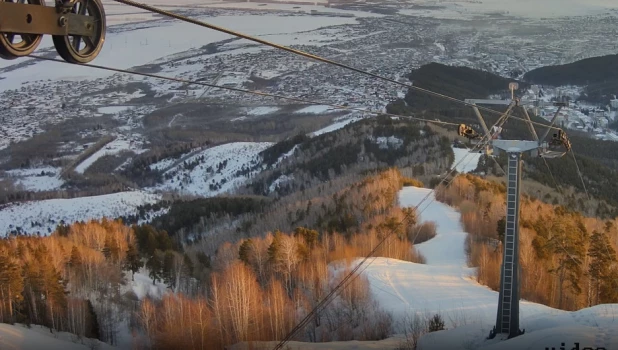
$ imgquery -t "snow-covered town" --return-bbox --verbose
[1,0,618,150]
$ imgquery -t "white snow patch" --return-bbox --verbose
[149,157,178,171]
[295,105,333,114]
[0,191,161,236]
[0,323,114,350]
[310,113,366,136]
[74,137,137,174]
[3,167,64,191]
[125,271,169,300]
[97,105,132,114]
[309,113,367,136]
[247,106,280,116]
[452,146,482,173]
[12,174,64,192]
[152,142,273,197]
[373,136,403,149]
[269,174,295,193]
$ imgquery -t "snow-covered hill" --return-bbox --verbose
[358,186,618,350]
[0,191,161,236]
[149,142,273,197]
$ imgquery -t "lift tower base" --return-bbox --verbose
[487,140,538,340]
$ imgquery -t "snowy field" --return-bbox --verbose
[0,191,161,236]
[150,142,273,197]
[452,146,482,173]
[3,167,64,192]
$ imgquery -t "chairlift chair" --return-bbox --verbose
[539,129,571,158]
[458,124,494,155]
[458,124,481,140]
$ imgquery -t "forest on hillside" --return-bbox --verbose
[524,54,618,86]
[0,169,441,349]
[523,54,618,104]
[246,115,454,199]
[436,174,618,310]
[401,62,524,111]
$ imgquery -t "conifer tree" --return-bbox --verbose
[146,253,162,285]
[588,230,618,304]
[239,239,254,265]
[162,251,175,287]
[546,218,585,308]
[124,243,142,282]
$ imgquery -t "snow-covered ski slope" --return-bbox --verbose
[359,186,618,349]
[363,187,559,329]
[452,146,482,173]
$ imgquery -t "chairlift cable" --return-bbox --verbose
[569,148,591,200]
[542,157,563,195]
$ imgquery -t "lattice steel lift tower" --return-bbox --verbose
[460,83,571,340]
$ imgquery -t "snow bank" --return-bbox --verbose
[0,323,114,350]
[0,191,161,236]
[452,146,482,173]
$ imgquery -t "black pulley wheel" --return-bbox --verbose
[53,0,106,64]
[0,0,46,59]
